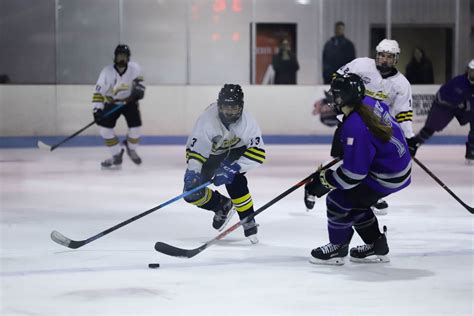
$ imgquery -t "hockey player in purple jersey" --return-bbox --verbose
[305,73,412,265]
[408,60,474,162]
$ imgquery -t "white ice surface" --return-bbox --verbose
[1,144,473,316]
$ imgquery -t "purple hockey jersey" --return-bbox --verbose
[436,74,474,108]
[326,96,412,195]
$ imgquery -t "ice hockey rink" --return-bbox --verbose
[1,144,473,316]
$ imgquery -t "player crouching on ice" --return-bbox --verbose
[182,84,266,244]
[304,74,411,265]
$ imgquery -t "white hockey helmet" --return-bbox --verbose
[376,39,400,55]
[375,39,400,73]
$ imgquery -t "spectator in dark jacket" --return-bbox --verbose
[272,39,300,84]
[405,47,434,84]
[322,21,356,84]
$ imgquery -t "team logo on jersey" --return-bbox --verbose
[347,137,354,145]
[212,137,241,152]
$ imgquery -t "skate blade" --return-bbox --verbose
[350,255,390,263]
[309,256,345,266]
[247,235,259,244]
[217,207,236,232]
[101,165,122,170]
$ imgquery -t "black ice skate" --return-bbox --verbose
[242,218,259,244]
[123,140,142,165]
[350,226,390,263]
[309,242,349,265]
[101,149,124,170]
[465,142,474,164]
[212,196,235,231]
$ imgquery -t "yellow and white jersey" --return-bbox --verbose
[186,103,266,173]
[92,61,143,110]
[336,57,414,138]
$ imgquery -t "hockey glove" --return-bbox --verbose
[93,108,104,123]
[213,160,241,186]
[130,78,145,101]
[305,170,334,198]
[406,136,422,157]
[183,169,204,203]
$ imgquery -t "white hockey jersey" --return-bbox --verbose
[186,103,266,173]
[336,57,414,138]
[92,61,143,110]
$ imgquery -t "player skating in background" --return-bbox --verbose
[307,39,414,215]
[92,44,146,169]
[182,84,266,244]
[305,73,412,265]
[408,59,474,163]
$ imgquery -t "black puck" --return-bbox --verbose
[148,263,160,269]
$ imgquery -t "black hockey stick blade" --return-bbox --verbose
[51,230,85,249]
[154,157,341,258]
[154,242,205,258]
[154,219,243,258]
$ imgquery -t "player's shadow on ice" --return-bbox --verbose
[310,264,434,281]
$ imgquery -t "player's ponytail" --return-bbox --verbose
[356,105,392,142]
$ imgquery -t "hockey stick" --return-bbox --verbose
[154,157,341,258]
[51,181,212,249]
[37,103,125,151]
[413,157,473,214]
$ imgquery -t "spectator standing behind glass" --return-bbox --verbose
[272,39,300,84]
[322,21,356,84]
[405,47,434,84]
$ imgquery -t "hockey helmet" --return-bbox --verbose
[329,73,365,114]
[217,84,244,125]
[114,44,131,67]
[467,59,474,84]
[375,39,400,73]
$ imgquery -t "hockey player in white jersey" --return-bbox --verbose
[92,44,146,169]
[306,39,414,214]
[183,84,266,244]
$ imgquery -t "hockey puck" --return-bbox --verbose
[148,263,160,269]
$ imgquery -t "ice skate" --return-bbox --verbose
[350,226,390,263]
[212,196,235,231]
[242,218,259,244]
[101,149,124,170]
[465,142,474,165]
[309,242,348,265]
[123,140,142,165]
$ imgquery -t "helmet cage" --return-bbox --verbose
[217,84,244,124]
[375,39,400,70]
[114,44,131,67]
